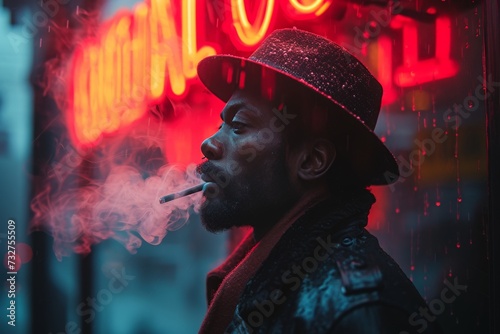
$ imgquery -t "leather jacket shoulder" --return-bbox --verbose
[224,198,442,333]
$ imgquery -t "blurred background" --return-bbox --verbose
[0,0,498,333]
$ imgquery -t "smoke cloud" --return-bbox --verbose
[31,6,206,260]
[30,126,203,260]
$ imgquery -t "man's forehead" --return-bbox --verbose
[220,90,270,119]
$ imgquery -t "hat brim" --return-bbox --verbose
[197,55,399,185]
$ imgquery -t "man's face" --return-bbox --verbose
[197,89,300,234]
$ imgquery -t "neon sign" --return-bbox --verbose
[390,15,459,87]
[70,0,217,144]
[68,0,458,148]
[284,0,332,19]
[230,0,275,48]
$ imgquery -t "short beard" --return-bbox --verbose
[197,151,297,234]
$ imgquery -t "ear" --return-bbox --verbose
[297,139,336,181]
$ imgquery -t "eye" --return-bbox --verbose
[231,121,247,133]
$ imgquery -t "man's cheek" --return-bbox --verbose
[227,160,242,176]
[236,132,276,162]
[256,128,276,148]
[246,131,269,152]
[237,144,258,162]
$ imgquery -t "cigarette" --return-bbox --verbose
[159,183,205,204]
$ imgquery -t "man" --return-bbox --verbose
[195,29,441,333]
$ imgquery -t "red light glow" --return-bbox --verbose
[283,0,332,19]
[229,0,276,48]
[368,36,398,106]
[392,16,459,87]
[67,1,460,164]
[69,0,217,146]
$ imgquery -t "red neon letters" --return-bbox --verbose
[68,0,458,148]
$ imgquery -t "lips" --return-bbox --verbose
[197,161,222,184]
[197,161,222,198]
[200,173,214,183]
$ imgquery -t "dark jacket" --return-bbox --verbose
[223,191,443,333]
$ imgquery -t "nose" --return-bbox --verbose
[201,135,223,160]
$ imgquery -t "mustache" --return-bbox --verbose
[196,160,222,178]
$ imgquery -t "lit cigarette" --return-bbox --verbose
[159,183,205,204]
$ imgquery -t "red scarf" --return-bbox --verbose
[199,192,326,334]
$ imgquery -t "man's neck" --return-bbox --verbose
[252,186,331,242]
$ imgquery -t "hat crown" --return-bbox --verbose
[248,29,383,129]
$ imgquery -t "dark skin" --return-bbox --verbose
[198,89,337,240]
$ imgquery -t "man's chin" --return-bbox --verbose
[200,216,235,234]
[199,199,246,233]
[200,219,231,233]
[200,201,226,233]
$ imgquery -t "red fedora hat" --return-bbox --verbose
[197,28,399,185]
